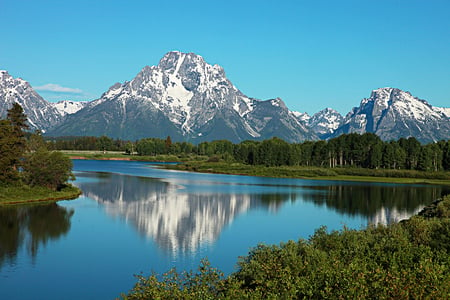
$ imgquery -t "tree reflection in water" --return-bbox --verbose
[75,171,450,255]
[0,203,74,269]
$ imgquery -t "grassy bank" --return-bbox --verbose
[0,184,81,205]
[61,150,208,162]
[61,151,450,185]
[165,161,450,185]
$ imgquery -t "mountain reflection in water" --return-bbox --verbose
[76,172,262,254]
[74,171,449,255]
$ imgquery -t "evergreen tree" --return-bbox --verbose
[28,130,47,152]
[7,102,29,134]
[0,120,20,183]
[0,104,29,180]
[442,141,450,171]
[399,137,421,169]
[165,136,172,153]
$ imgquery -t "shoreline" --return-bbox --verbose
[0,185,82,206]
[64,152,450,186]
[163,163,450,186]
[69,156,131,160]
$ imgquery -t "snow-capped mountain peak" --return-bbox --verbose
[332,87,450,143]
[307,107,343,138]
[53,100,88,116]
[0,70,61,131]
[46,51,316,142]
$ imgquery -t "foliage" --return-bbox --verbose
[0,120,20,183]
[21,149,75,190]
[49,133,450,173]
[123,259,230,300]
[123,196,450,299]
[47,135,128,151]
[0,103,76,195]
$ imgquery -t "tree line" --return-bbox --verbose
[0,103,73,190]
[49,133,450,172]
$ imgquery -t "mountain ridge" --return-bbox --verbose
[46,51,317,142]
[331,87,450,143]
[1,52,449,143]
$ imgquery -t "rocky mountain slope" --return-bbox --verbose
[47,52,317,142]
[1,54,449,143]
[307,108,344,139]
[331,88,450,143]
[53,100,87,116]
[0,70,62,131]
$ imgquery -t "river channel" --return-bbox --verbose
[1,160,448,299]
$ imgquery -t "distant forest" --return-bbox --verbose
[47,133,450,172]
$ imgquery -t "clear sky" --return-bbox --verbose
[1,0,449,115]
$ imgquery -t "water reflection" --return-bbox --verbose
[76,172,264,254]
[75,171,449,255]
[0,203,74,269]
[301,184,449,224]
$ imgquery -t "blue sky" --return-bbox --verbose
[1,0,449,114]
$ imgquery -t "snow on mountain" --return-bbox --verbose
[434,106,450,118]
[331,87,450,143]
[77,172,259,254]
[307,108,343,138]
[291,111,311,123]
[3,62,449,143]
[53,100,88,116]
[0,70,61,131]
[48,51,317,142]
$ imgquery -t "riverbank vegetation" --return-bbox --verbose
[52,133,450,185]
[49,133,450,172]
[165,161,450,184]
[123,195,450,299]
[0,103,78,205]
[0,184,80,205]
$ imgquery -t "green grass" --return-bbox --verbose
[61,150,208,162]
[165,161,450,186]
[0,184,81,205]
[60,151,450,186]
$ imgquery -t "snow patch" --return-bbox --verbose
[53,100,87,116]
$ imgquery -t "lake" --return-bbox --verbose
[1,160,448,299]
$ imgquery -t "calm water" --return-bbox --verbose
[1,160,449,299]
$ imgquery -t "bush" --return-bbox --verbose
[123,196,450,299]
[22,149,75,190]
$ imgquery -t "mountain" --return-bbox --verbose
[434,106,450,118]
[53,100,87,116]
[331,87,450,143]
[47,51,317,142]
[0,70,62,131]
[2,58,449,143]
[307,108,343,139]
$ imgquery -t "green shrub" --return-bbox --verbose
[22,149,75,190]
[123,196,450,299]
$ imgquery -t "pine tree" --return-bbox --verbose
[0,104,29,181]
[7,102,29,136]
[0,119,20,182]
